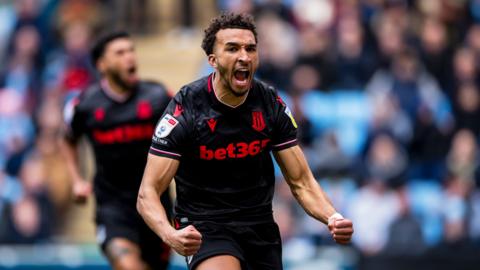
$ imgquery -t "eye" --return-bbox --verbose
[226,47,238,52]
[246,46,257,52]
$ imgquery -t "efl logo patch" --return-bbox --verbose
[284,106,298,128]
[155,114,178,138]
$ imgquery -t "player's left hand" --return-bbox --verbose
[328,217,353,245]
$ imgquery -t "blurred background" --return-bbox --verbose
[1,0,480,269]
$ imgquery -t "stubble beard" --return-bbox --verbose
[109,69,136,92]
[217,65,249,98]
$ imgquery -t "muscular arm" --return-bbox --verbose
[274,145,336,224]
[274,145,353,244]
[137,154,202,255]
[137,154,179,241]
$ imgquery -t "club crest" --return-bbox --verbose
[252,111,266,132]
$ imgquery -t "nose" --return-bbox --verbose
[238,48,250,63]
[126,50,136,64]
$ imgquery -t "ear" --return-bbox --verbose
[207,54,217,68]
[97,58,106,73]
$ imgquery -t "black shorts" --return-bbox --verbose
[175,217,283,270]
[96,203,170,269]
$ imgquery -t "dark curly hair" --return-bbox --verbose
[91,31,130,67]
[201,12,257,55]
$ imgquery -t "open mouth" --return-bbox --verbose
[124,66,138,85]
[234,70,250,84]
[127,66,137,75]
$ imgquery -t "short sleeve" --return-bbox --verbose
[150,93,190,160]
[271,94,298,151]
[63,96,86,142]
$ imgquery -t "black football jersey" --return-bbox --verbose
[65,80,171,204]
[150,74,298,223]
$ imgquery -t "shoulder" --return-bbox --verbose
[252,78,280,104]
[173,75,209,104]
[63,84,100,123]
[138,80,169,96]
[72,83,102,109]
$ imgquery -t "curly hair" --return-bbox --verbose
[201,12,257,55]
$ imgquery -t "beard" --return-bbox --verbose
[108,69,136,91]
[217,64,249,97]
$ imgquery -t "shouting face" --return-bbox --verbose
[209,28,259,97]
[98,38,138,90]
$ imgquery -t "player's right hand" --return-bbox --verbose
[167,225,202,256]
[72,180,92,204]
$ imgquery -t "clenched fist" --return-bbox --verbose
[328,215,354,245]
[166,225,202,256]
[72,179,92,204]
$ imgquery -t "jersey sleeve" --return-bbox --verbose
[150,92,190,160]
[271,92,298,151]
[63,96,86,143]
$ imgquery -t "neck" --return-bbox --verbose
[212,72,248,108]
[106,76,132,95]
[101,78,132,102]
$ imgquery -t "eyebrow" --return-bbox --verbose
[225,42,256,47]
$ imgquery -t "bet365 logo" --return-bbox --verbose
[199,139,270,160]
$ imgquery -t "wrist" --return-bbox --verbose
[159,224,176,244]
[328,212,344,224]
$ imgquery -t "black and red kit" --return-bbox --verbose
[150,74,298,269]
[65,80,172,269]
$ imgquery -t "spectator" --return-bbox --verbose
[452,82,480,135]
[43,21,94,96]
[332,15,377,90]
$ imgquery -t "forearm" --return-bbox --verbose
[275,146,337,224]
[59,139,83,182]
[137,186,175,243]
[137,154,179,245]
[289,177,337,224]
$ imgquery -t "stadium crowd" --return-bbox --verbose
[1,0,480,268]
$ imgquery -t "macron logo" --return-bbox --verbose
[207,118,217,133]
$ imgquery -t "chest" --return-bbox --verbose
[85,98,161,145]
[191,107,273,161]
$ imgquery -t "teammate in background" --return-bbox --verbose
[137,13,354,270]
[61,31,172,270]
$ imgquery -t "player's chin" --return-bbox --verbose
[126,76,139,86]
[231,83,250,96]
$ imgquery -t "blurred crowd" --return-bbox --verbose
[1,0,480,267]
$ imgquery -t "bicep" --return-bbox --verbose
[273,145,312,184]
[142,153,179,194]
